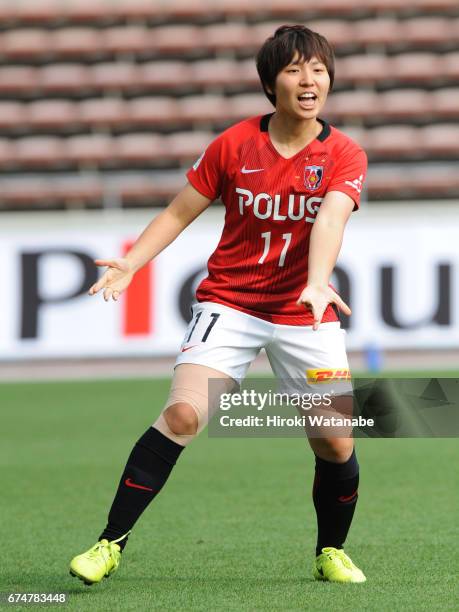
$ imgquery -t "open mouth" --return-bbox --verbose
[297,93,317,108]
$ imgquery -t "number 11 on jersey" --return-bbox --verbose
[258,232,292,267]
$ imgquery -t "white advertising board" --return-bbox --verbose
[0,204,458,359]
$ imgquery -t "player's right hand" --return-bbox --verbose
[88,257,135,302]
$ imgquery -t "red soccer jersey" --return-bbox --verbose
[186,113,367,325]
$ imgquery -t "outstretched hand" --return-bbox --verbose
[88,258,135,302]
[296,285,351,331]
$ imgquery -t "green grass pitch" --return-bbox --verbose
[1,377,458,611]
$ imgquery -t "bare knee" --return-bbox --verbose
[310,438,354,463]
[164,402,198,436]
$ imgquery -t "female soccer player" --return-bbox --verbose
[70,25,367,585]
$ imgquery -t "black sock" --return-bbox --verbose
[99,427,184,550]
[312,449,360,557]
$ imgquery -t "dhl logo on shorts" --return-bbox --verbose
[306,369,351,383]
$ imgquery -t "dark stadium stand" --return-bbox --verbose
[0,0,458,209]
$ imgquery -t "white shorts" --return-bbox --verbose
[175,301,350,392]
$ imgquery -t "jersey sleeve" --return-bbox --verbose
[327,145,368,210]
[186,133,226,201]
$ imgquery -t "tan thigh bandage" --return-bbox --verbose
[153,363,236,446]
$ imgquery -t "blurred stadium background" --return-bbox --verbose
[1,0,458,379]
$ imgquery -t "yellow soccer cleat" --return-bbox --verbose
[69,533,129,585]
[313,547,366,583]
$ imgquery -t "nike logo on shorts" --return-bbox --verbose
[181,345,197,352]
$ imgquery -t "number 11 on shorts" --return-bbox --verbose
[258,232,292,267]
[186,312,221,343]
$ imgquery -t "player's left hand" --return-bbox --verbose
[296,285,351,331]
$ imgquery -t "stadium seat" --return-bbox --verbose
[52,27,101,57]
[177,95,230,122]
[204,23,254,51]
[325,90,379,120]
[251,22,291,47]
[18,176,99,205]
[0,102,27,129]
[190,59,242,87]
[128,97,181,125]
[119,177,178,203]
[115,178,155,203]
[367,166,459,198]
[442,52,459,79]
[0,139,15,167]
[238,59,261,86]
[432,88,459,117]
[66,134,114,164]
[140,62,190,90]
[103,26,151,55]
[0,0,16,21]
[390,53,441,82]
[352,19,402,46]
[157,0,214,19]
[112,0,165,20]
[90,62,140,91]
[14,0,64,24]
[339,126,367,148]
[79,97,129,128]
[337,54,388,85]
[0,67,39,94]
[115,134,164,163]
[148,26,203,53]
[28,100,78,128]
[420,124,459,155]
[64,0,113,23]
[54,177,103,203]
[2,29,50,59]
[0,177,52,206]
[228,94,273,120]
[40,64,92,93]
[218,0,268,17]
[415,170,459,193]
[13,136,65,167]
[166,131,214,161]
[451,17,459,40]
[307,20,355,47]
[378,90,430,118]
[365,125,419,156]
[401,17,453,46]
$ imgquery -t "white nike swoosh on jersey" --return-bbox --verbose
[241,166,264,174]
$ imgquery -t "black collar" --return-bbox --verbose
[260,113,330,142]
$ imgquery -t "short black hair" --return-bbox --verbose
[256,25,335,107]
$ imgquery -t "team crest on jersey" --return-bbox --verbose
[304,165,323,191]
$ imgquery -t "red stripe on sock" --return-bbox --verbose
[337,490,358,503]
